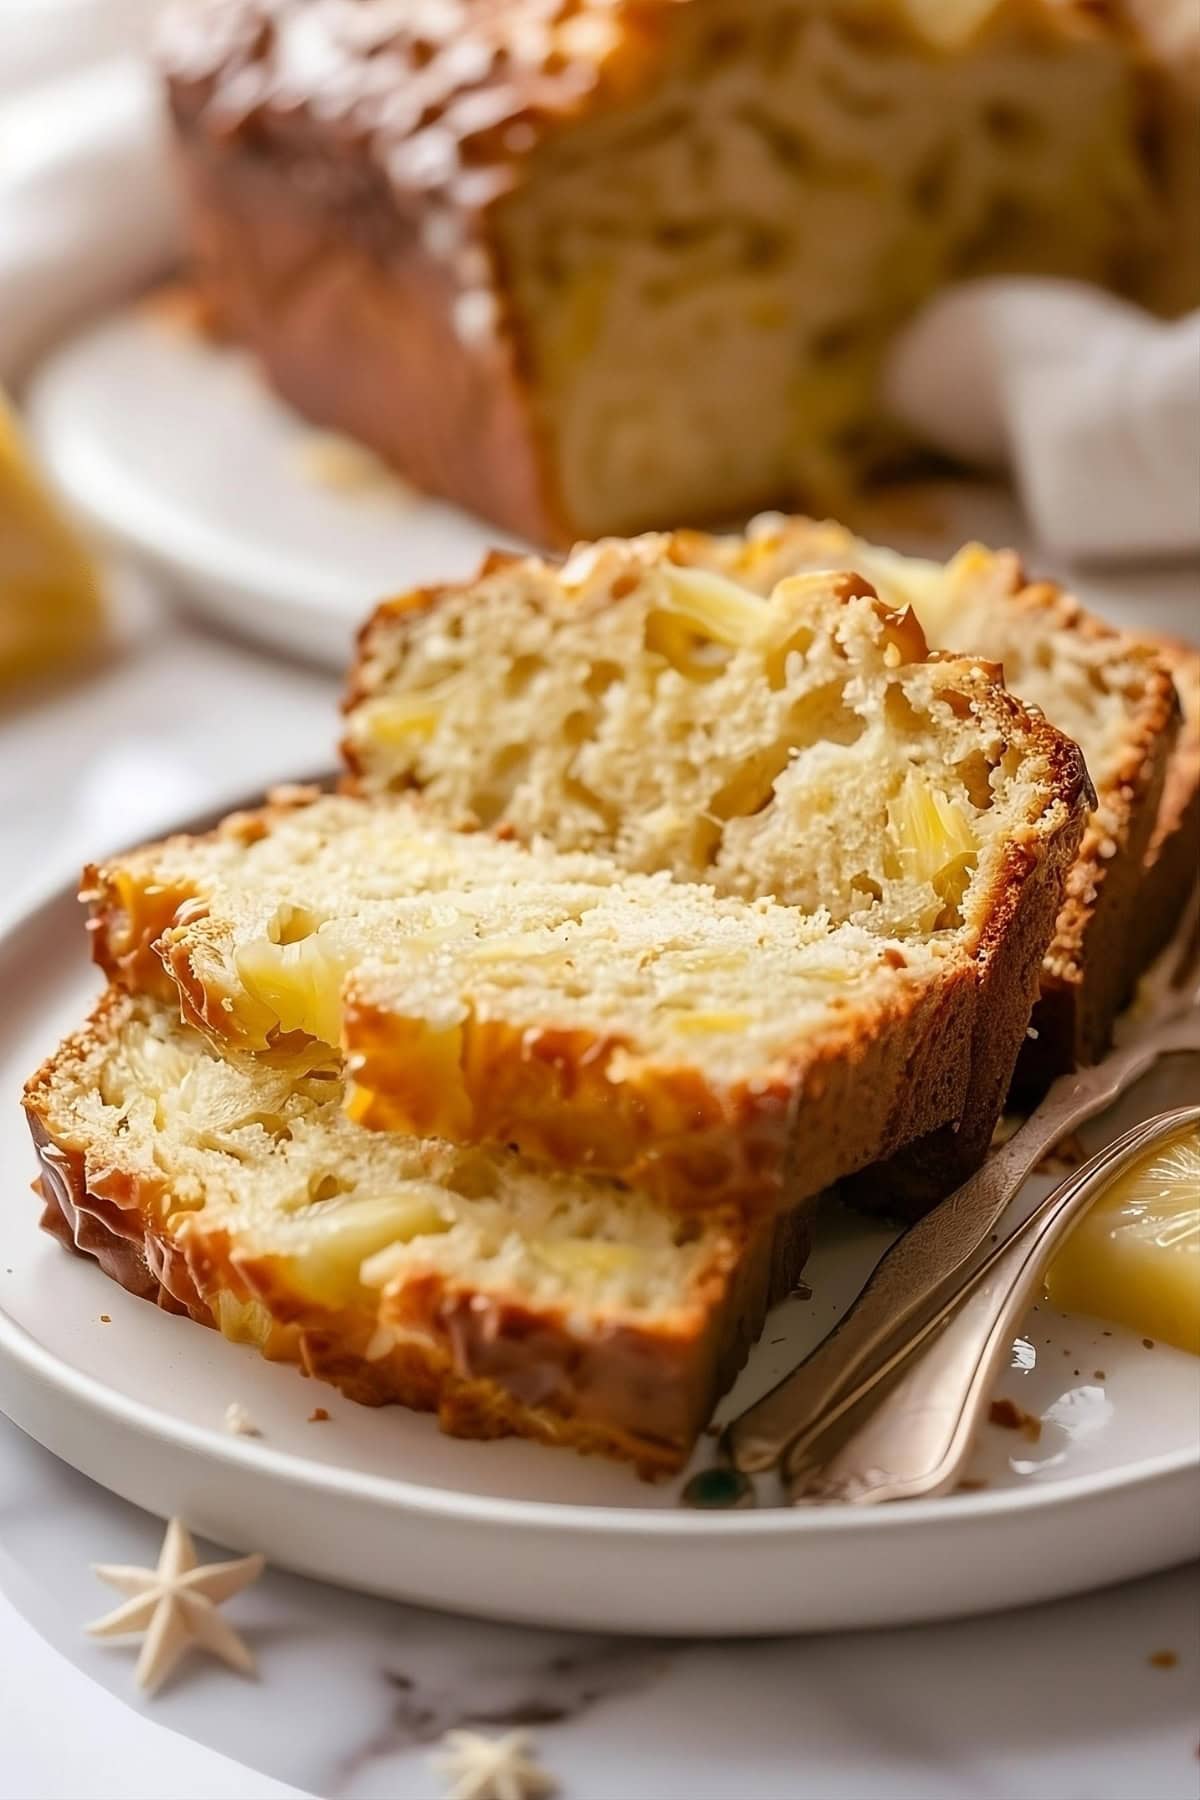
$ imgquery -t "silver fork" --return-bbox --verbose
[788,1103,1199,1504]
[722,894,1200,1482]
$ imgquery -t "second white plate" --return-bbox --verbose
[26,307,524,667]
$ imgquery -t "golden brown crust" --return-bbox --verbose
[24,990,811,1474]
[1007,585,1179,1084]
[167,138,571,543]
[342,964,980,1217]
[1132,636,1200,972]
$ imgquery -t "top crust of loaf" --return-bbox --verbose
[161,0,1131,230]
[161,0,1165,228]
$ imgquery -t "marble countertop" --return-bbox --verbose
[2,576,1197,1800]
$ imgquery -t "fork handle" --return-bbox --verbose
[723,1020,1192,1474]
[788,1108,1197,1503]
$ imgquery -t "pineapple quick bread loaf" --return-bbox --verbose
[89,556,1087,1218]
[159,0,1199,541]
[25,989,811,1473]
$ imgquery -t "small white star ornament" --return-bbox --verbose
[86,1516,264,1694]
[431,1729,558,1800]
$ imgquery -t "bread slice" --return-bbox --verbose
[159,0,1197,542]
[25,989,812,1474]
[676,518,1183,1083]
[1133,636,1200,974]
[87,785,983,1219]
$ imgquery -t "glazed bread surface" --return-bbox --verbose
[25,990,810,1474]
[160,0,1198,541]
[696,518,1183,1078]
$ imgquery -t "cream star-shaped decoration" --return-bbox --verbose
[86,1517,264,1694]
[430,1729,557,1800]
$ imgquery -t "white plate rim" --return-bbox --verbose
[1,1300,1195,1541]
[2,858,1196,1550]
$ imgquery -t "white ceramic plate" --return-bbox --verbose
[26,306,1200,670]
[26,308,525,668]
[1,840,1197,1636]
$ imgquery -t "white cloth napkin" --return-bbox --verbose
[0,1,180,388]
[886,279,1200,563]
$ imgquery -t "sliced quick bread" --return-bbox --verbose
[692,518,1184,1083]
[345,525,1180,1087]
[87,787,985,1218]
[341,542,1088,1204]
[26,989,810,1473]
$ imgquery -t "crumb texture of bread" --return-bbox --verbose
[25,990,806,1473]
[688,517,1182,1073]
[346,548,1083,931]
[159,0,1198,540]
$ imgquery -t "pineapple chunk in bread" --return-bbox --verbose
[344,544,1088,1208]
[697,518,1183,1080]
[26,990,809,1473]
[87,789,982,1217]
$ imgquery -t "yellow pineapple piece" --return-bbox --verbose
[360,679,463,747]
[280,1190,451,1306]
[645,566,769,680]
[887,770,978,895]
[0,389,102,684]
[211,1290,279,1350]
[1045,1126,1200,1354]
[531,1237,647,1281]
[235,932,351,1047]
[669,1010,754,1035]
